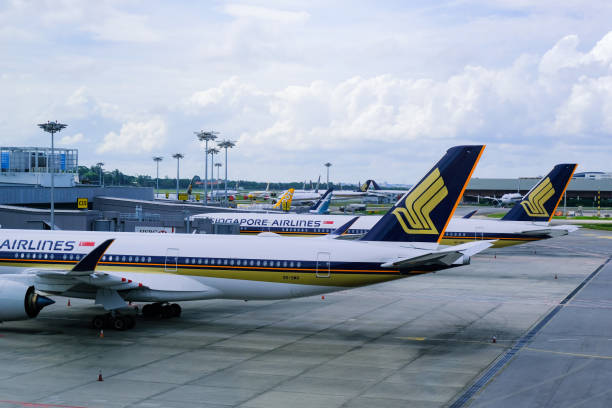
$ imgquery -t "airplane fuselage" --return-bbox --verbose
[0,229,448,302]
[198,213,564,248]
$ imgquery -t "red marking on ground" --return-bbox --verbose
[78,241,95,247]
[0,401,87,408]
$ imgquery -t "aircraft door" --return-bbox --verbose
[474,226,484,240]
[316,252,331,278]
[165,248,179,272]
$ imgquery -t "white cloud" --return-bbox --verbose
[223,4,310,23]
[97,118,167,154]
[59,132,84,146]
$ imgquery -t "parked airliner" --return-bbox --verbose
[198,164,577,248]
[0,146,489,331]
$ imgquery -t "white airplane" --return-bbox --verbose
[199,164,577,248]
[237,188,294,211]
[0,145,491,331]
[476,192,523,207]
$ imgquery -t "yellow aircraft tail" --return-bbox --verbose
[273,188,294,211]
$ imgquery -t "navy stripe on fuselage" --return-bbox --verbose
[0,251,408,274]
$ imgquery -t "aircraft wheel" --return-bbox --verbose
[142,304,153,318]
[112,316,127,331]
[92,315,106,330]
[124,315,136,329]
[161,305,174,319]
[170,303,181,318]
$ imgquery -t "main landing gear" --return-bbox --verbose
[91,303,181,331]
[141,302,182,319]
[91,312,136,331]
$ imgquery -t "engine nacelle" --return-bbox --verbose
[0,280,55,322]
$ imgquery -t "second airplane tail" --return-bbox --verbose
[362,145,485,243]
[501,163,577,222]
[309,188,333,214]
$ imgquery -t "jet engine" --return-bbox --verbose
[0,280,55,322]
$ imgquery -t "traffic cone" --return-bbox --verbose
[99,329,104,339]
[67,299,71,307]
[98,370,103,382]
[321,295,325,300]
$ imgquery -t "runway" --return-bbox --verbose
[0,228,610,407]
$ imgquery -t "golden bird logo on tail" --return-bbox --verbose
[392,168,448,235]
[520,178,555,217]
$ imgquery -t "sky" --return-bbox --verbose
[1,0,612,185]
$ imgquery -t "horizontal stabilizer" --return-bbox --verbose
[381,240,493,269]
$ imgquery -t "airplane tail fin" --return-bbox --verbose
[359,180,370,192]
[361,145,485,243]
[309,188,333,214]
[273,188,294,211]
[370,180,382,190]
[501,164,577,222]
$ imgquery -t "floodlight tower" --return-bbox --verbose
[172,153,184,199]
[195,130,219,204]
[207,147,219,200]
[324,162,332,189]
[153,156,163,195]
[217,140,236,206]
[96,162,104,187]
[37,121,67,229]
[214,162,222,198]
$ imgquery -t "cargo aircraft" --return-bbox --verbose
[200,164,577,248]
[0,146,490,331]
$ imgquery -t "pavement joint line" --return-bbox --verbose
[448,256,612,408]
[0,400,87,408]
[521,347,612,360]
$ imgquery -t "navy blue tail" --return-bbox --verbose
[361,145,485,243]
[309,188,333,214]
[501,164,577,222]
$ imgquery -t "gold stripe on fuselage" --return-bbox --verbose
[0,259,403,287]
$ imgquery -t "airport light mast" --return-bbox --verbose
[214,162,222,198]
[37,121,67,230]
[172,153,184,200]
[324,162,332,189]
[96,162,104,187]
[217,140,236,206]
[153,156,163,195]
[195,130,219,205]
[207,147,219,201]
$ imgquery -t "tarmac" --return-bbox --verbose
[0,228,610,407]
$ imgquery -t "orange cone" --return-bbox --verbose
[321,295,325,300]
[99,329,104,339]
[98,370,103,381]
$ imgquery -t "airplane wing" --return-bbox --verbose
[24,239,214,310]
[380,240,494,269]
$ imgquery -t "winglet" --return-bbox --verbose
[330,216,359,236]
[462,209,478,219]
[71,239,115,273]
